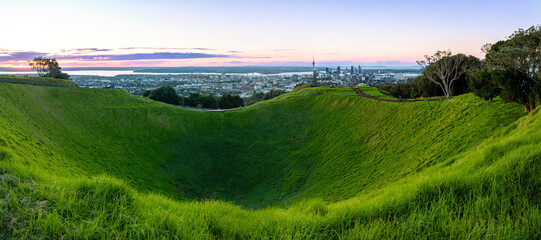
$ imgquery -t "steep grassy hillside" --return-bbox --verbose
[357,86,397,100]
[1,82,540,239]
[0,75,76,87]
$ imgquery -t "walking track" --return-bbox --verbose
[171,87,444,112]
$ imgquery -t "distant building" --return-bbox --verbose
[312,56,318,79]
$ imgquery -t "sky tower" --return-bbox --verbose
[312,55,318,84]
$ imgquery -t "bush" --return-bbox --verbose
[468,70,500,101]
[147,85,181,105]
[142,90,151,97]
[244,90,286,105]
[377,75,444,99]
[185,93,218,108]
[219,94,244,109]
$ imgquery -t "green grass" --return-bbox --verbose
[0,75,76,87]
[249,87,356,107]
[2,82,541,239]
[357,86,397,100]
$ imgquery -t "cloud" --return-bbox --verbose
[60,48,112,53]
[227,50,242,53]
[56,52,230,61]
[274,49,294,51]
[119,47,214,51]
[221,61,247,64]
[0,51,49,61]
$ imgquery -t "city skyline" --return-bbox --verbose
[1,0,540,68]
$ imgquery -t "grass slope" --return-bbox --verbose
[1,83,539,239]
[0,75,76,87]
[357,86,397,100]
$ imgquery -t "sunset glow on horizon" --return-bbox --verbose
[1,0,540,68]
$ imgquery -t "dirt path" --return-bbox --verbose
[352,87,443,102]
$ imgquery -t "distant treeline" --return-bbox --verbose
[143,85,244,109]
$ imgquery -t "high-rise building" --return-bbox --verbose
[351,66,354,75]
[312,56,318,82]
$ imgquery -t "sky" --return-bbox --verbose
[0,0,539,68]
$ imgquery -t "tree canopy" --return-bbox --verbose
[466,25,541,112]
[146,85,181,105]
[483,25,541,85]
[28,57,70,79]
[219,94,244,109]
[417,51,480,98]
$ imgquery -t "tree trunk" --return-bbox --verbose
[523,103,532,113]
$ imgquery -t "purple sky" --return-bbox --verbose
[1,0,539,68]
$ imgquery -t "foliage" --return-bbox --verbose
[28,57,70,79]
[492,69,539,112]
[483,25,541,85]
[219,94,244,109]
[417,51,481,97]
[146,85,181,105]
[475,25,541,112]
[244,89,286,105]
[3,83,540,239]
[377,75,443,99]
[468,70,500,101]
[142,90,151,97]
[185,93,218,108]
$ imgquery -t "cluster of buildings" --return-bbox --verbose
[69,64,421,97]
[71,73,315,97]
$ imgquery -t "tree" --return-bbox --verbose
[142,90,151,97]
[199,95,218,109]
[483,25,541,85]
[478,25,541,112]
[377,76,444,99]
[492,69,539,113]
[467,70,500,102]
[411,75,444,97]
[28,57,70,79]
[185,93,218,108]
[417,51,480,98]
[147,85,180,105]
[185,93,201,107]
[219,94,244,109]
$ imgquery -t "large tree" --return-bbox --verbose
[492,69,539,113]
[417,51,480,98]
[28,57,70,79]
[473,25,541,112]
[483,25,541,85]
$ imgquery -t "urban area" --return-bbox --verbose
[71,65,421,98]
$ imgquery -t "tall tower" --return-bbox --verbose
[312,55,317,84]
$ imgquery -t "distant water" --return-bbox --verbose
[0,70,316,77]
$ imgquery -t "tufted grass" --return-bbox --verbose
[1,81,539,239]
